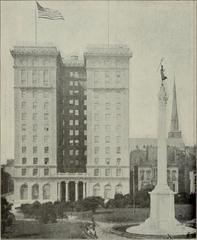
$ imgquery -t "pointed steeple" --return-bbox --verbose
[168,76,182,139]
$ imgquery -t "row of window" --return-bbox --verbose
[22,124,49,131]
[21,113,50,121]
[21,90,50,99]
[21,101,49,110]
[68,109,87,115]
[94,157,121,165]
[69,90,80,95]
[94,136,121,143]
[94,113,121,121]
[22,135,49,142]
[94,168,121,177]
[21,168,49,176]
[20,183,50,200]
[69,130,87,136]
[22,157,49,165]
[94,146,121,154]
[22,146,49,154]
[21,70,50,86]
[93,102,121,110]
[68,139,87,145]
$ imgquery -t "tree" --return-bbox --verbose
[1,197,15,234]
[80,197,104,213]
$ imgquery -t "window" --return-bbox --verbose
[105,125,110,131]
[32,184,39,200]
[43,183,50,199]
[44,113,49,121]
[33,146,37,154]
[69,120,73,126]
[20,184,28,199]
[117,125,121,131]
[22,124,26,131]
[94,147,99,154]
[105,147,110,154]
[105,103,110,110]
[84,119,87,124]
[75,150,79,156]
[69,99,73,105]
[21,70,26,85]
[94,136,99,143]
[69,150,73,156]
[117,158,121,165]
[94,158,99,164]
[32,71,37,85]
[44,135,49,143]
[74,81,78,86]
[44,146,49,153]
[105,114,110,120]
[116,72,121,85]
[69,90,73,95]
[116,168,121,176]
[69,139,73,145]
[70,130,73,136]
[84,150,87,156]
[94,169,99,176]
[75,120,79,125]
[105,168,110,176]
[94,93,99,99]
[21,90,25,98]
[84,140,87,145]
[44,158,49,164]
[22,157,27,164]
[43,70,49,86]
[74,72,79,78]
[84,110,87,115]
[33,168,38,176]
[33,124,37,132]
[44,124,49,131]
[21,101,26,109]
[116,103,121,110]
[33,157,38,164]
[44,168,49,176]
[21,168,27,176]
[22,146,26,153]
[75,130,79,136]
[94,113,99,120]
[105,136,110,143]
[75,139,79,144]
[75,110,79,115]
[33,135,37,142]
[69,109,74,114]
[116,114,121,119]
[105,158,110,165]
[94,125,99,131]
[117,147,121,154]
[70,72,74,77]
[22,135,26,142]
[21,113,26,120]
[94,79,99,87]
[33,90,37,98]
[84,100,87,105]
[44,102,49,110]
[116,136,121,143]
[43,91,49,98]
[75,100,79,105]
[69,81,73,86]
[33,113,37,120]
[74,90,79,94]
[84,130,87,135]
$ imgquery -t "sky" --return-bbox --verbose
[1,1,196,163]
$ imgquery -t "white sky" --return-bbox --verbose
[1,1,196,163]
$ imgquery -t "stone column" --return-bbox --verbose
[157,84,168,187]
[75,181,78,201]
[57,182,60,201]
[65,182,68,202]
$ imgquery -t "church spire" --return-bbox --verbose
[168,76,182,138]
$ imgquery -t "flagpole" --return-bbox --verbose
[35,1,37,45]
[107,0,110,47]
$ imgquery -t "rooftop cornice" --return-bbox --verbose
[11,46,60,57]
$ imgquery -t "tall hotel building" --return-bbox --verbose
[84,45,132,198]
[11,44,132,204]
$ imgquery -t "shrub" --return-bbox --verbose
[1,197,15,234]
[175,192,190,204]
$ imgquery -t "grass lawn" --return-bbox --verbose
[5,220,87,239]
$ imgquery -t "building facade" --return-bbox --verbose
[84,45,132,198]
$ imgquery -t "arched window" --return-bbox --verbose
[32,184,39,200]
[20,184,28,200]
[43,183,50,200]
[115,184,122,194]
[93,183,100,197]
[104,184,111,199]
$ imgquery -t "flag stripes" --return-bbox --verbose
[36,2,64,20]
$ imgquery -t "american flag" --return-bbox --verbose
[36,2,64,20]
